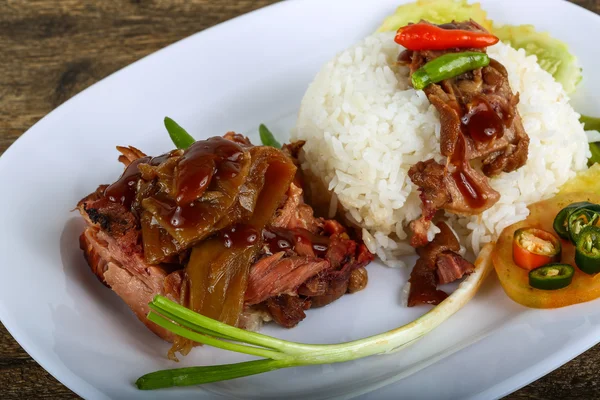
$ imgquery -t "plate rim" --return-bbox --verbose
[0,0,599,399]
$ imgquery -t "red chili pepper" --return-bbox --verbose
[395,23,499,51]
[512,228,562,271]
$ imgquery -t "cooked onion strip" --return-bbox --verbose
[136,244,494,390]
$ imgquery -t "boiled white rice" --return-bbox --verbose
[292,32,589,266]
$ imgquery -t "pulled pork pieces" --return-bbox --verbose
[401,20,529,248]
[78,135,372,343]
[400,21,529,305]
[407,222,474,306]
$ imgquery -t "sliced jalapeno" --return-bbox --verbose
[529,263,575,290]
[553,201,594,240]
[568,204,600,243]
[575,226,600,275]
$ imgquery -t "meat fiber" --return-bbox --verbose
[401,20,529,247]
[77,134,373,341]
[407,222,474,306]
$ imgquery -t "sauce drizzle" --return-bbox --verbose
[104,156,151,208]
[263,228,330,257]
[449,136,486,209]
[175,137,244,205]
[150,138,248,230]
[462,96,503,143]
[221,224,259,248]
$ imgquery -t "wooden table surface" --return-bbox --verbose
[1,0,600,398]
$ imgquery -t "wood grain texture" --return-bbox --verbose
[0,0,599,399]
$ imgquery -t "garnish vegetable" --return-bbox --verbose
[558,163,600,194]
[528,264,574,291]
[136,246,493,390]
[567,205,600,243]
[575,226,600,275]
[394,22,499,50]
[377,0,493,33]
[588,143,600,166]
[164,117,195,150]
[552,201,594,240]
[580,115,600,165]
[493,191,600,308]
[377,3,582,94]
[259,124,281,148]
[581,115,600,132]
[493,24,582,94]
[411,52,490,90]
[512,228,561,271]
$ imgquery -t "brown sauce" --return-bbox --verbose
[158,199,211,229]
[104,156,151,208]
[175,137,244,205]
[220,224,259,248]
[263,228,329,258]
[104,150,181,209]
[149,151,175,166]
[451,170,485,208]
[449,136,486,209]
[140,137,248,230]
[461,96,503,143]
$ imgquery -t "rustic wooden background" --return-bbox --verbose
[1,0,599,398]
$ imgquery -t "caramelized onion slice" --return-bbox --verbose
[184,150,297,328]
[141,211,183,264]
[142,139,252,248]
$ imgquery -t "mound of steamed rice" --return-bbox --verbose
[292,32,589,267]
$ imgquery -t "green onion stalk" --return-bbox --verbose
[136,245,494,390]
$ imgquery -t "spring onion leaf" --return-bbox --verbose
[136,359,291,390]
[136,244,494,390]
[164,117,195,149]
[259,124,281,148]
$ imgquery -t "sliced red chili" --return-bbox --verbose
[395,22,499,51]
[513,228,561,271]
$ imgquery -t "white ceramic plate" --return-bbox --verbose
[1,0,599,398]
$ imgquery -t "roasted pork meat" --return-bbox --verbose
[407,222,474,306]
[398,21,527,304]
[400,20,530,248]
[77,134,373,342]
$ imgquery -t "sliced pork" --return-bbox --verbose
[407,222,474,306]
[77,134,373,342]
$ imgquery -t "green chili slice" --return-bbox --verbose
[529,263,574,290]
[575,226,600,275]
[259,124,281,149]
[164,117,195,149]
[553,201,595,240]
[411,52,490,90]
[568,204,600,244]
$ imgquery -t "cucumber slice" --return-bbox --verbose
[376,0,493,33]
[493,24,582,94]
